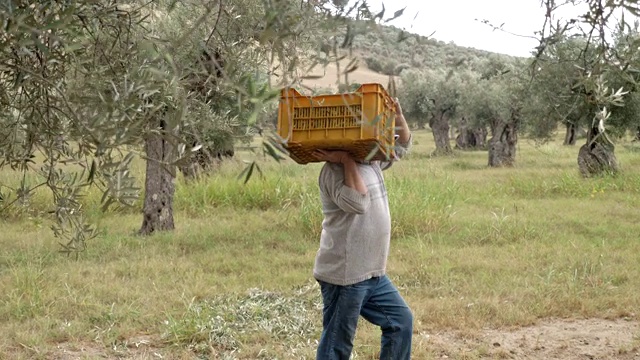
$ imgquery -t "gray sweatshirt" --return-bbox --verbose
[313,139,411,286]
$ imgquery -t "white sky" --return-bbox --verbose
[365,0,583,57]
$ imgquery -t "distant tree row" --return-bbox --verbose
[396,1,640,177]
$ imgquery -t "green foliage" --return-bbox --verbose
[399,68,466,128]
[525,36,598,139]
[364,56,385,73]
[460,66,519,128]
[0,0,396,253]
[0,1,166,255]
[530,0,640,146]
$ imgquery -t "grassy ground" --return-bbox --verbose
[1,130,640,359]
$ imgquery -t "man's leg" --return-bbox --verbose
[316,278,377,360]
[359,275,413,360]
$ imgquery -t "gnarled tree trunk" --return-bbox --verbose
[577,125,618,177]
[429,111,452,156]
[455,117,487,150]
[140,118,176,235]
[488,110,519,167]
[563,122,577,145]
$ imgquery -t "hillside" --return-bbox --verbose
[299,56,393,91]
[353,23,518,71]
[298,22,520,92]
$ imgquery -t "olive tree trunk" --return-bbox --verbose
[563,122,577,145]
[455,117,487,150]
[429,111,453,155]
[139,118,176,235]
[577,125,618,177]
[488,111,518,167]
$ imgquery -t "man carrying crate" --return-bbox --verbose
[312,98,413,360]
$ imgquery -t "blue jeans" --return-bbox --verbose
[316,275,413,360]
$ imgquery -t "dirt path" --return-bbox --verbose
[46,318,639,359]
[419,318,640,359]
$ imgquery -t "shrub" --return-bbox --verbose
[364,56,384,73]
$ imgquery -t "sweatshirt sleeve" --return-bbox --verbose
[319,164,371,214]
[381,134,413,171]
[394,133,413,160]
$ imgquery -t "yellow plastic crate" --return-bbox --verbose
[276,83,396,165]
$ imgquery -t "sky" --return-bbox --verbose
[364,0,579,57]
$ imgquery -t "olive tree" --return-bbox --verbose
[524,36,598,145]
[399,68,465,155]
[1,1,151,253]
[460,65,526,167]
[533,0,640,176]
[0,0,399,255]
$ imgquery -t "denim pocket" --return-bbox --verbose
[318,281,340,310]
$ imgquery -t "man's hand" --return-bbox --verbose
[392,97,411,144]
[312,149,354,164]
[393,97,407,125]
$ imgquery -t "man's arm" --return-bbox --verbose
[313,150,367,195]
[381,98,412,168]
[393,98,411,145]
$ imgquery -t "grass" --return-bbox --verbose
[1,129,640,359]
